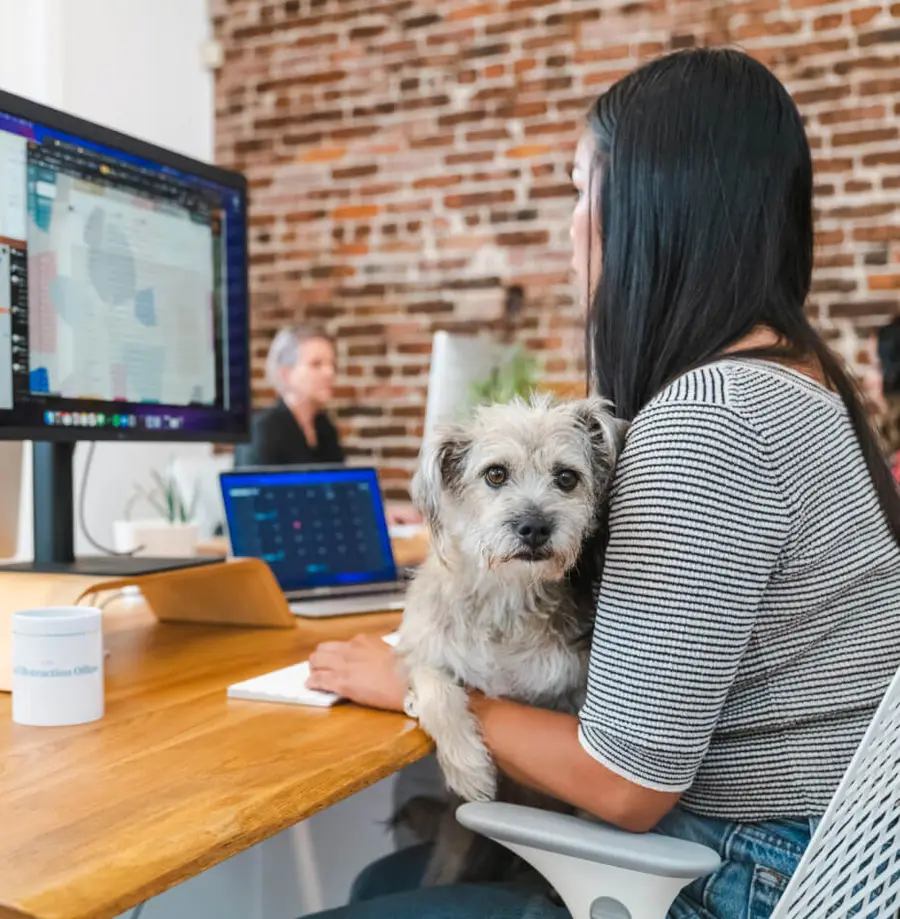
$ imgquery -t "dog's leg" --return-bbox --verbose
[420,800,480,887]
[411,666,497,803]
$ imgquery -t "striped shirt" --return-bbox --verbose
[578,359,900,820]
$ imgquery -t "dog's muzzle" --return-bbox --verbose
[510,512,556,560]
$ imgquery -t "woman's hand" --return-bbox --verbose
[306,634,407,712]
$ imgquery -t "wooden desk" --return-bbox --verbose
[0,587,431,919]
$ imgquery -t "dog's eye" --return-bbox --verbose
[555,469,579,492]
[484,466,508,488]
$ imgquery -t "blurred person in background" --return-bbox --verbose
[235,323,420,525]
[236,324,344,468]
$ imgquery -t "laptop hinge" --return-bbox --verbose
[288,580,403,600]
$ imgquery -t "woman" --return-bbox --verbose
[235,324,344,468]
[235,323,420,524]
[305,49,900,919]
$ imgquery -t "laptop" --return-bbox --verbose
[219,466,408,618]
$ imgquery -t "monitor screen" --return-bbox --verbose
[220,467,397,592]
[0,89,249,442]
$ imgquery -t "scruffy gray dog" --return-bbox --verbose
[394,393,625,886]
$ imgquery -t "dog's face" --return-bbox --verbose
[412,395,625,580]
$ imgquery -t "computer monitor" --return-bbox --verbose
[0,88,249,575]
[423,331,516,440]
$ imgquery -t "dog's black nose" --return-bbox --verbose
[516,513,554,549]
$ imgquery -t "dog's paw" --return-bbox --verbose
[437,736,497,802]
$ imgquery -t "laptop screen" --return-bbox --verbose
[219,467,397,592]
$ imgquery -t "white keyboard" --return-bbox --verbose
[227,632,400,708]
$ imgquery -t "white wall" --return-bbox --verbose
[0,0,218,557]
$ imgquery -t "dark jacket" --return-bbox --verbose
[234,399,345,468]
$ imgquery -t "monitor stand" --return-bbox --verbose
[0,441,221,577]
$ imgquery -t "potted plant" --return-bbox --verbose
[113,468,200,558]
[468,345,540,409]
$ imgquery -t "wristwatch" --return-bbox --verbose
[403,688,419,719]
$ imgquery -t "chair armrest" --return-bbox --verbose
[456,802,721,880]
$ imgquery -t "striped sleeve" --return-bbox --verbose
[578,399,790,792]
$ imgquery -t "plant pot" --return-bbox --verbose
[112,519,199,558]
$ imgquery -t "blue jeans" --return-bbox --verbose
[305,806,817,919]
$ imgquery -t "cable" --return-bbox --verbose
[78,442,142,557]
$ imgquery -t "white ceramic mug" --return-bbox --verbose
[11,606,104,727]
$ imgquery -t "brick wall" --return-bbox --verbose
[211,0,900,500]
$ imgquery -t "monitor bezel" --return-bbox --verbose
[0,87,251,445]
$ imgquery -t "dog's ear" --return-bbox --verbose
[411,424,471,558]
[570,396,629,484]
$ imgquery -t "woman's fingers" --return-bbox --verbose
[305,634,407,711]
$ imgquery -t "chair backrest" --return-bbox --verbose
[774,664,900,919]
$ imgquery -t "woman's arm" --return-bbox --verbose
[469,694,681,832]
[306,638,679,831]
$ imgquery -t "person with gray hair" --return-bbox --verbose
[234,323,422,526]
[234,323,344,468]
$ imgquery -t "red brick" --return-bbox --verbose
[869,275,900,291]
[862,150,900,167]
[298,146,345,163]
[497,230,550,246]
[793,85,851,105]
[851,6,881,26]
[445,150,494,165]
[813,13,843,31]
[529,183,575,200]
[859,27,900,48]
[834,55,900,77]
[332,164,379,180]
[831,128,900,147]
[467,127,510,143]
[854,227,900,243]
[819,105,885,126]
[573,45,631,65]
[412,175,463,189]
[496,101,547,118]
[821,203,894,219]
[506,144,553,158]
[332,204,379,219]
[409,133,455,149]
[445,190,516,208]
[813,157,854,173]
[446,2,496,20]
[427,27,477,47]
[831,300,899,318]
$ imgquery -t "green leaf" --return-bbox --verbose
[467,345,539,411]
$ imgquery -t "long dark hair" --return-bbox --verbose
[584,47,900,545]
